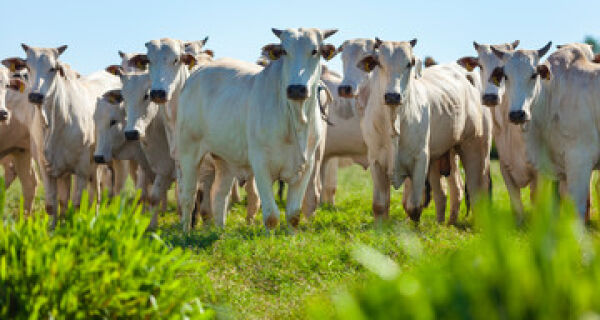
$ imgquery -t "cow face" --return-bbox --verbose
[492,42,552,124]
[131,38,198,104]
[338,39,378,98]
[21,44,67,106]
[265,28,337,102]
[0,67,27,123]
[94,91,126,163]
[457,41,519,107]
[357,39,418,107]
[119,73,157,140]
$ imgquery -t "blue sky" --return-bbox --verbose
[1,0,598,74]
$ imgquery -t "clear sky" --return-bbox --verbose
[1,0,598,75]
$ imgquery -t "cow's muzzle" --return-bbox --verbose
[384,92,402,106]
[28,92,44,105]
[124,130,140,141]
[338,85,354,98]
[287,85,308,101]
[0,110,9,122]
[94,155,107,164]
[482,94,499,106]
[509,110,528,124]
[149,90,167,104]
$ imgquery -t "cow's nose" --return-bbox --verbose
[0,110,8,121]
[149,90,167,103]
[124,130,140,141]
[287,85,308,101]
[384,93,402,106]
[482,94,499,106]
[338,85,353,98]
[28,93,44,105]
[509,110,527,124]
[94,155,106,164]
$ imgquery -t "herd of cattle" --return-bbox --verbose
[1,27,599,232]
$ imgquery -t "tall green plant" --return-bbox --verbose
[309,178,600,319]
[0,190,214,319]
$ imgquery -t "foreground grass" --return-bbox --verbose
[2,162,599,319]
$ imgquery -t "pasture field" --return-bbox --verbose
[2,161,600,319]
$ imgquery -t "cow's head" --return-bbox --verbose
[130,38,199,104]
[107,66,157,140]
[20,44,68,106]
[489,42,552,124]
[94,90,126,164]
[262,28,337,103]
[118,50,147,73]
[337,38,378,98]
[0,67,26,123]
[457,40,519,107]
[357,38,419,107]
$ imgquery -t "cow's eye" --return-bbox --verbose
[173,58,178,65]
[311,49,318,56]
[49,67,56,73]
[531,72,538,79]
[143,93,149,101]
[110,120,118,127]
[406,62,412,68]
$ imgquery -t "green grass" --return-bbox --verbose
[2,161,599,319]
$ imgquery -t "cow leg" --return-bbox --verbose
[2,157,17,189]
[210,160,235,227]
[458,142,487,210]
[405,154,429,222]
[320,157,338,205]
[251,160,280,231]
[287,161,315,229]
[371,162,391,221]
[499,162,524,217]
[428,162,446,224]
[230,181,241,204]
[45,175,59,228]
[245,176,260,225]
[129,160,139,187]
[301,166,319,219]
[148,174,173,229]
[198,167,215,225]
[57,175,71,213]
[111,160,128,196]
[566,152,594,223]
[13,152,37,213]
[447,155,463,225]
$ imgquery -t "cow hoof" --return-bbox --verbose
[406,208,422,223]
[265,215,279,229]
[373,202,389,219]
[289,215,300,228]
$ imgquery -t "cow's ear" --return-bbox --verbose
[320,44,337,61]
[424,57,437,68]
[409,38,417,48]
[105,65,123,77]
[456,56,480,72]
[56,45,68,56]
[7,79,26,93]
[203,49,214,58]
[322,29,338,40]
[1,58,27,72]
[262,44,286,61]
[128,54,149,71]
[103,89,123,105]
[118,50,126,59]
[181,54,197,70]
[593,54,600,64]
[536,64,551,80]
[356,55,380,73]
[511,40,520,50]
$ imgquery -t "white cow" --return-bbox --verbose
[337,38,467,224]
[177,28,338,232]
[21,44,120,224]
[93,89,155,203]
[456,41,537,216]
[1,58,73,215]
[357,38,491,222]
[490,42,600,221]
[0,67,37,211]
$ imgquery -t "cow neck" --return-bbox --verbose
[45,75,72,132]
[269,60,318,167]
